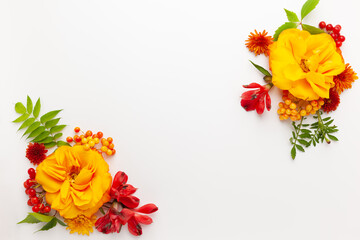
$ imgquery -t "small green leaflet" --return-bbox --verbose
[32,131,50,142]
[13,113,30,123]
[22,121,41,137]
[291,146,296,160]
[18,118,35,131]
[36,218,58,232]
[27,96,33,114]
[40,110,62,124]
[45,118,60,129]
[29,212,54,222]
[50,125,66,134]
[273,22,297,41]
[249,60,271,77]
[57,141,71,147]
[37,137,54,144]
[33,98,41,118]
[56,218,67,226]
[44,142,57,148]
[27,126,46,139]
[284,9,299,22]
[301,0,320,20]
[302,24,324,34]
[53,133,63,139]
[15,102,26,114]
[18,214,41,224]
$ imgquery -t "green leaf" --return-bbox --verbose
[301,0,320,20]
[299,133,311,139]
[27,126,46,139]
[45,118,60,129]
[22,121,41,137]
[13,113,30,123]
[274,22,298,41]
[323,117,331,122]
[17,214,41,224]
[37,137,54,144]
[57,141,71,147]
[53,133,63,139]
[328,134,339,141]
[36,218,57,232]
[325,119,334,126]
[15,102,26,114]
[298,139,310,147]
[302,24,324,34]
[44,142,57,148]
[18,118,35,131]
[40,110,62,124]
[284,9,299,22]
[32,131,50,142]
[291,146,296,160]
[249,61,271,77]
[29,212,54,222]
[56,218,67,226]
[50,125,66,134]
[26,96,33,114]
[295,144,305,152]
[292,131,296,139]
[33,98,41,118]
[300,129,311,134]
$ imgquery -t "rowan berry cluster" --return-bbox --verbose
[24,168,51,213]
[318,21,345,48]
[277,91,324,121]
[66,127,116,156]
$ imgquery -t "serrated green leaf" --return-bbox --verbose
[29,212,54,222]
[27,96,33,114]
[53,133,63,139]
[249,60,271,77]
[18,118,35,131]
[291,146,296,160]
[50,125,66,134]
[296,144,305,152]
[13,113,30,123]
[44,142,57,148]
[27,126,46,139]
[17,214,41,224]
[36,218,57,232]
[33,98,41,118]
[15,102,26,114]
[37,137,54,144]
[298,139,310,147]
[302,24,324,34]
[56,218,67,226]
[22,121,41,137]
[274,22,297,41]
[301,0,320,20]
[328,134,338,141]
[284,9,299,22]
[57,141,71,147]
[40,110,62,124]
[32,131,50,142]
[45,118,60,129]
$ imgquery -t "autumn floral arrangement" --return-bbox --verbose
[242,0,358,159]
[14,96,158,236]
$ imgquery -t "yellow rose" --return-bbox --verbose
[269,29,345,100]
[35,145,112,219]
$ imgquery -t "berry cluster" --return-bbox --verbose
[24,168,51,213]
[318,21,345,48]
[277,91,324,121]
[66,127,116,156]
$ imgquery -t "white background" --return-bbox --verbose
[1,0,360,239]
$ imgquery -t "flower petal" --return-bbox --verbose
[119,195,140,209]
[136,204,159,214]
[135,214,153,225]
[127,217,142,236]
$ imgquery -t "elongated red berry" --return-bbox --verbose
[335,24,342,31]
[74,127,80,133]
[333,26,341,34]
[319,21,326,29]
[336,41,342,48]
[27,199,34,206]
[28,168,36,179]
[32,205,40,213]
[28,188,36,197]
[43,206,51,213]
[338,35,345,42]
[31,197,40,205]
[326,24,333,31]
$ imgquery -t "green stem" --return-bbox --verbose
[293,117,304,146]
[316,111,330,143]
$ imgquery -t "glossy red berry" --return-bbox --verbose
[23,181,29,189]
[85,130,93,137]
[97,132,103,138]
[319,21,326,29]
[28,188,36,197]
[338,35,345,42]
[66,136,73,143]
[38,203,45,212]
[330,33,337,40]
[31,197,40,205]
[335,24,342,31]
[333,26,341,34]
[74,127,80,133]
[25,188,30,195]
[28,168,36,179]
[27,199,34,206]
[43,206,51,213]
[26,179,35,188]
[326,24,333,31]
[32,205,40,213]
[336,41,342,48]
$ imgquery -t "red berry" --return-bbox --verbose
[31,197,40,205]
[23,181,29,189]
[333,26,341,34]
[32,205,40,213]
[319,21,326,29]
[74,127,80,133]
[66,136,73,143]
[85,130,93,137]
[97,132,103,138]
[43,206,51,213]
[335,24,342,31]
[326,24,333,31]
[28,188,36,197]
[338,35,345,42]
[74,135,81,143]
[25,189,30,195]
[27,199,34,206]
[26,179,35,188]
[330,33,337,40]
[336,41,342,48]
[28,168,36,179]
[38,203,45,212]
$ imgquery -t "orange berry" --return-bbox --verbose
[108,143,114,149]
[80,135,85,139]
[94,138,100,144]
[107,137,113,143]
[311,100,318,107]
[289,103,297,110]
[103,140,109,147]
[286,109,291,115]
[106,149,113,156]
[84,144,90,151]
[277,109,282,114]
[112,149,116,155]
[291,109,298,116]
[278,102,284,108]
[101,138,106,144]
[283,114,289,120]
[97,132,103,138]
[300,110,307,116]
[318,99,325,106]
[74,127,80,133]
[279,108,286,114]
[85,130,93,137]
[93,134,98,138]
[101,146,108,152]
[66,137,73,143]
[279,115,284,120]
[305,104,312,112]
[285,99,292,105]
[89,140,95,147]
[290,116,297,121]
[81,138,88,144]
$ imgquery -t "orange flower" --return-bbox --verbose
[245,30,273,56]
[333,63,358,94]
[35,145,112,219]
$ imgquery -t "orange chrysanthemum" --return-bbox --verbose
[333,63,358,94]
[322,88,340,113]
[245,30,273,56]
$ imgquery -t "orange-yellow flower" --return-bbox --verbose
[333,63,358,94]
[35,145,112,219]
[65,215,97,235]
[269,29,345,100]
[245,30,273,56]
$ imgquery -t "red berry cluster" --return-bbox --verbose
[24,168,51,214]
[318,21,345,48]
